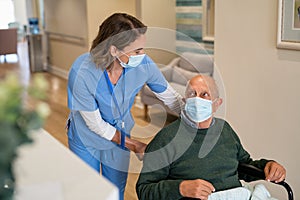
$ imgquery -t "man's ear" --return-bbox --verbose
[110,46,118,57]
[213,98,223,112]
[217,98,223,107]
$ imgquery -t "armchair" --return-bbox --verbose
[0,28,18,62]
[140,52,214,118]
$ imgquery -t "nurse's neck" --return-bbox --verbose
[107,63,123,85]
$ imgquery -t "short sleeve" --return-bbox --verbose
[68,68,98,111]
[144,56,168,93]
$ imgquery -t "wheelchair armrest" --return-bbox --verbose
[238,163,294,200]
[238,163,265,181]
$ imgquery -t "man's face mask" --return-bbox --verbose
[117,52,145,68]
[184,97,213,123]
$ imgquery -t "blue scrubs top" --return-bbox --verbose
[67,53,167,151]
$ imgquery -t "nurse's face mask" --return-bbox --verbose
[117,51,145,68]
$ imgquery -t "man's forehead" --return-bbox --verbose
[189,78,209,89]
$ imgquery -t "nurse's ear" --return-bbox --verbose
[110,45,118,57]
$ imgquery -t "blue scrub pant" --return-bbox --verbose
[68,135,130,200]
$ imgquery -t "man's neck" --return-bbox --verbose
[197,118,213,129]
[181,111,214,129]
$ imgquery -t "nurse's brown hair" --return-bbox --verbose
[90,13,147,69]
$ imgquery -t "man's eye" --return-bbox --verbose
[188,91,196,97]
[201,92,210,98]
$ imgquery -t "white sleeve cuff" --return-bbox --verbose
[153,83,184,115]
[80,110,116,140]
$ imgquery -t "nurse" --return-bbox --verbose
[67,13,182,200]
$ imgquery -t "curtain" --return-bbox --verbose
[176,0,214,54]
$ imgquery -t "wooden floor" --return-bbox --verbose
[0,42,177,200]
[0,42,70,147]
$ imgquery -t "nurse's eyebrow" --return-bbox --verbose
[135,48,144,51]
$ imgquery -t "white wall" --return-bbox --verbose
[140,0,177,65]
[86,0,136,47]
[43,0,88,77]
[42,0,176,77]
[25,0,38,18]
[215,0,300,198]
[140,0,175,30]
[13,0,28,26]
[86,0,177,66]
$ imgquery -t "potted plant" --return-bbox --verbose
[0,73,50,200]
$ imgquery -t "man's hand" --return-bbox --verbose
[264,161,286,183]
[179,179,215,200]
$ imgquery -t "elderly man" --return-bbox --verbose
[136,75,286,200]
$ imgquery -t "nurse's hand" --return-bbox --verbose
[134,141,147,161]
[112,130,147,160]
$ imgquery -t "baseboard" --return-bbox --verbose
[48,65,69,80]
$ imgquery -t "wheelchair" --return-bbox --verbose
[238,163,293,200]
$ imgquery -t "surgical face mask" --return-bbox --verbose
[117,52,145,68]
[184,97,213,123]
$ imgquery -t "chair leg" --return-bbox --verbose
[144,104,148,120]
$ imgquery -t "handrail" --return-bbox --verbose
[45,31,87,46]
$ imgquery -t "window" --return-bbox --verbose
[0,0,15,29]
[176,0,214,54]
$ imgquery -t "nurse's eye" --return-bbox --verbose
[135,48,144,55]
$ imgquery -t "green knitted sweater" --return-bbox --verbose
[136,118,269,200]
